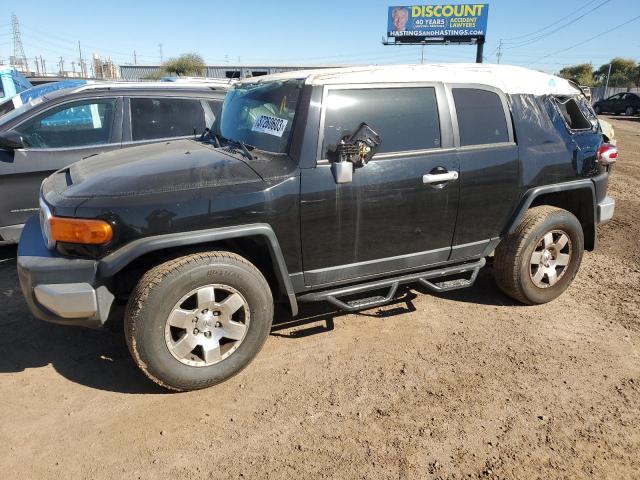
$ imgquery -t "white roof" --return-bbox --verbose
[238,64,579,96]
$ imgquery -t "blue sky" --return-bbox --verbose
[2,0,639,74]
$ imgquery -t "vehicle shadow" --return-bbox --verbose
[0,245,166,394]
[271,266,520,338]
[609,116,640,123]
[1,243,516,394]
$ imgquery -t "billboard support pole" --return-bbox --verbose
[475,38,484,63]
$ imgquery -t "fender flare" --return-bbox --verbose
[98,224,298,316]
[504,179,596,243]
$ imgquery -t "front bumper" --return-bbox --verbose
[597,196,615,224]
[17,215,114,328]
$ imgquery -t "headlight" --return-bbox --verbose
[39,195,55,250]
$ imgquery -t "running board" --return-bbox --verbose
[297,258,485,312]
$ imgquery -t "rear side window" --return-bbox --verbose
[322,87,441,157]
[554,96,592,130]
[130,97,206,141]
[452,88,509,146]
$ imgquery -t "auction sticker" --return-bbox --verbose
[252,115,288,137]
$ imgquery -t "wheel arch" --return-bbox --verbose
[99,224,298,316]
[505,180,597,251]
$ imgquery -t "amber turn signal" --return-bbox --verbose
[49,217,113,245]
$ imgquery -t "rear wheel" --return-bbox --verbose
[625,105,635,116]
[494,206,584,305]
[125,251,273,391]
[594,104,601,115]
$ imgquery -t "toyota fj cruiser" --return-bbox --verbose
[18,64,617,391]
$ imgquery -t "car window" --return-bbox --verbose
[452,88,509,146]
[15,98,117,149]
[554,96,592,130]
[130,97,206,141]
[322,87,441,158]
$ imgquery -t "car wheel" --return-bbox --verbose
[494,206,584,305]
[125,251,273,391]
[594,104,601,115]
[625,106,635,116]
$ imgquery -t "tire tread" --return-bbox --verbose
[124,251,270,392]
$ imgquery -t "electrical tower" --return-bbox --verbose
[11,13,28,72]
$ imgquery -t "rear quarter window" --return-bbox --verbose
[554,96,592,130]
[452,88,510,146]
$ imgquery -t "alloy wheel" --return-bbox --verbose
[164,284,250,367]
[529,230,572,288]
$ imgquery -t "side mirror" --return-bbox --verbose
[330,123,381,184]
[0,130,24,150]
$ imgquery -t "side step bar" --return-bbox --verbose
[297,258,485,312]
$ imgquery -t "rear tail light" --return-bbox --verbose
[597,143,618,166]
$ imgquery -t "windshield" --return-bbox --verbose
[218,79,303,154]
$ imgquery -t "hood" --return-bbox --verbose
[59,139,262,198]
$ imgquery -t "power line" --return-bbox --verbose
[501,0,600,41]
[536,14,640,60]
[503,0,612,49]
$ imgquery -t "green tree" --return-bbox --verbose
[162,53,206,77]
[594,58,638,87]
[558,63,594,86]
[141,70,165,80]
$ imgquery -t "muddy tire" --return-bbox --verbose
[494,206,584,305]
[125,251,273,392]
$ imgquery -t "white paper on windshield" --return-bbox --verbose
[251,115,288,138]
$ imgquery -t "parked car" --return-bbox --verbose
[593,92,640,116]
[579,85,592,102]
[0,66,32,102]
[0,82,227,243]
[18,64,616,391]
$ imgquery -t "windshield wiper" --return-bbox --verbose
[227,138,254,161]
[199,128,222,148]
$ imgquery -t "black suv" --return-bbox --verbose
[18,65,617,391]
[0,82,226,243]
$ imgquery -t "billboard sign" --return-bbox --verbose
[387,4,489,42]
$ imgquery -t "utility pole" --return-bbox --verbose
[604,63,612,97]
[158,43,163,64]
[78,41,84,77]
[496,40,503,64]
[11,13,28,72]
[58,56,65,75]
[42,58,46,74]
[71,61,76,75]
[133,50,137,65]
[421,44,425,64]
[475,38,484,64]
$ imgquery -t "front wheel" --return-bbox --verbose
[125,251,273,391]
[494,206,584,305]
[625,106,635,116]
[594,104,601,115]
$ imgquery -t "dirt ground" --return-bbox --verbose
[1,115,639,480]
